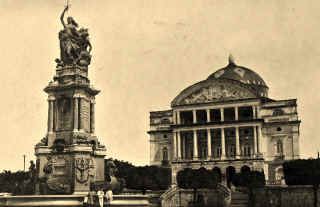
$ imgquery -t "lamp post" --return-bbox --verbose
[23,155,26,172]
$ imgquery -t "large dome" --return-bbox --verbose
[171,56,269,107]
[207,57,268,87]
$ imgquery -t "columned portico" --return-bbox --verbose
[173,124,263,161]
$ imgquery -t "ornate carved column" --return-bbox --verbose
[47,96,55,133]
[177,111,181,125]
[235,127,240,158]
[173,132,177,160]
[221,128,226,159]
[90,99,95,134]
[207,129,212,159]
[220,108,224,122]
[177,132,181,159]
[193,130,198,160]
[253,126,258,156]
[193,110,197,124]
[73,95,79,132]
[79,97,85,132]
[173,111,177,124]
[206,109,211,122]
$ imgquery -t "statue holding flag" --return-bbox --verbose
[57,5,92,67]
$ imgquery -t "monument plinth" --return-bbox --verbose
[34,5,106,195]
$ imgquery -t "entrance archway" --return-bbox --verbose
[241,165,250,174]
[212,167,222,183]
[226,166,236,188]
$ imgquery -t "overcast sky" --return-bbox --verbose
[0,0,319,171]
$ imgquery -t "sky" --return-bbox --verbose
[0,0,320,171]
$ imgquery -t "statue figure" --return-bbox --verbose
[39,156,71,194]
[57,5,92,67]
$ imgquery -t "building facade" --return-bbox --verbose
[148,57,300,185]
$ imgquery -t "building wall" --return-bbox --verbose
[254,186,317,207]
[149,97,300,184]
[150,132,172,166]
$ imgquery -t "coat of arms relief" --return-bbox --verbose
[75,157,95,184]
[182,83,255,105]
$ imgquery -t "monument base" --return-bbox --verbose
[0,194,149,207]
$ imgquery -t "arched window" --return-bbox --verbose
[163,147,168,161]
[275,167,284,182]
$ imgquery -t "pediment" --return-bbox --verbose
[172,79,257,106]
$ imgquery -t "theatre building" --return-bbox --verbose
[148,57,301,185]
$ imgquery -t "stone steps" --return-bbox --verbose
[230,191,248,207]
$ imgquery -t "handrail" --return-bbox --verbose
[217,183,232,205]
[160,186,178,200]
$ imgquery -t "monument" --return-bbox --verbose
[0,5,149,207]
[34,5,107,195]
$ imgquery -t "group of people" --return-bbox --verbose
[84,189,113,207]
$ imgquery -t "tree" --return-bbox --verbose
[0,170,30,195]
[106,159,171,192]
[177,167,219,205]
[232,170,265,207]
[283,159,320,207]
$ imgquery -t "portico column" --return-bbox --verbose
[90,100,95,134]
[206,109,211,122]
[253,126,257,156]
[252,106,256,119]
[235,127,240,158]
[177,132,181,159]
[235,107,239,121]
[257,126,262,154]
[193,110,197,124]
[173,132,177,160]
[221,128,226,159]
[177,111,181,125]
[207,129,212,159]
[73,96,79,132]
[193,130,198,160]
[220,108,224,122]
[182,135,185,159]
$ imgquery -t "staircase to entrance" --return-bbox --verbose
[230,191,248,207]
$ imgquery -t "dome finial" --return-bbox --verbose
[228,54,236,65]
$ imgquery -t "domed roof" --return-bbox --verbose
[207,56,268,87]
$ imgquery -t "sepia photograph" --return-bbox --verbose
[0,0,319,206]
